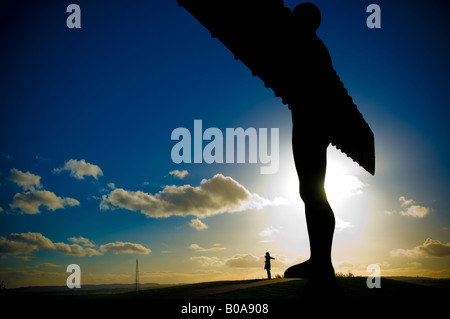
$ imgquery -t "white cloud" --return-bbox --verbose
[334,261,355,273]
[10,190,79,214]
[189,243,226,252]
[107,183,116,189]
[335,217,354,231]
[399,205,431,218]
[0,233,152,259]
[257,239,274,243]
[99,241,151,255]
[53,242,100,257]
[8,168,42,191]
[53,159,103,180]
[390,238,450,258]
[189,244,204,251]
[386,196,432,218]
[0,232,100,256]
[190,256,224,267]
[259,226,280,237]
[399,196,416,207]
[100,174,286,218]
[225,253,262,268]
[189,218,208,230]
[68,236,95,247]
[169,170,189,179]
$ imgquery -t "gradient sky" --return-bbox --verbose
[1,0,449,288]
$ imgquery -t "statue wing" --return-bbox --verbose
[178,0,375,175]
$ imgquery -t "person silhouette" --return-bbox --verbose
[264,252,275,279]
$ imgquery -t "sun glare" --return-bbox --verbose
[276,157,364,206]
[265,149,368,256]
[325,161,364,204]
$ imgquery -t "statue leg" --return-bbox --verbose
[284,111,335,279]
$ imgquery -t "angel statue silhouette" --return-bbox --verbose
[178,0,375,289]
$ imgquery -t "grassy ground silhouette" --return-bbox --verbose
[3,277,448,315]
[106,277,448,301]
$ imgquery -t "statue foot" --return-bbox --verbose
[284,259,334,279]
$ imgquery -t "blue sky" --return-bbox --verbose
[1,0,450,288]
